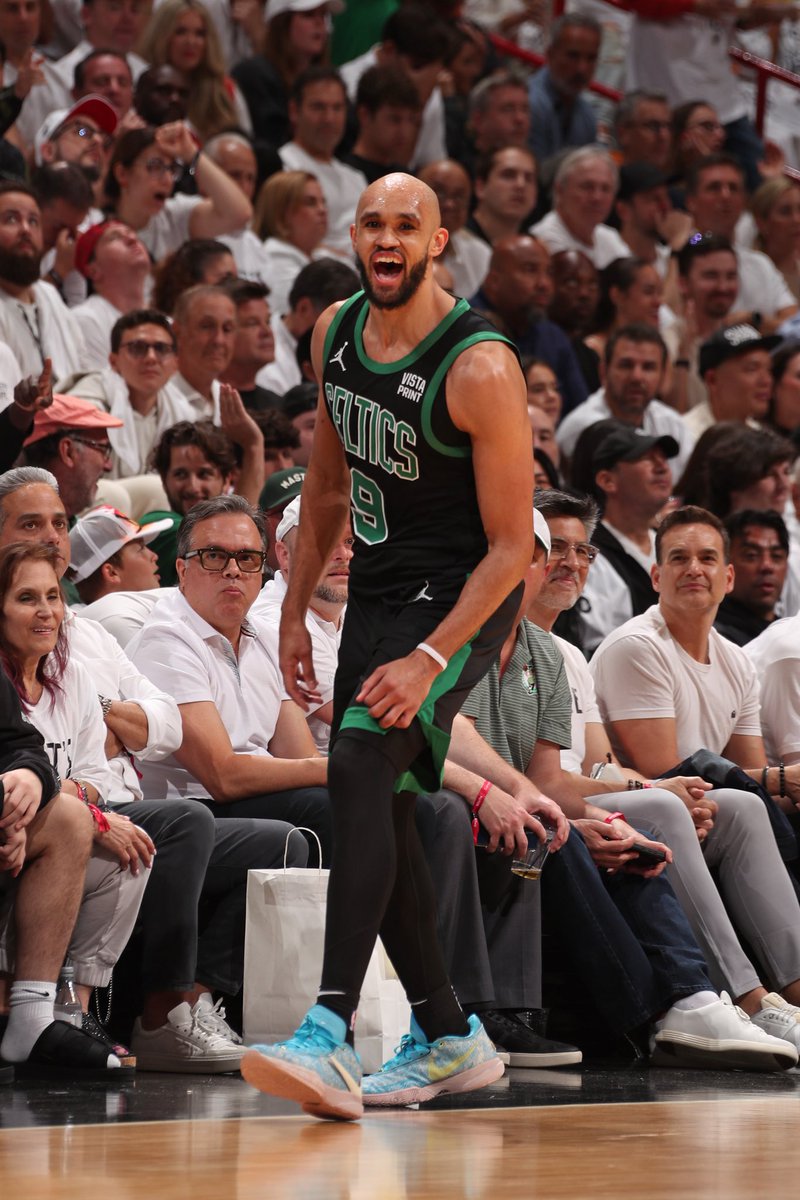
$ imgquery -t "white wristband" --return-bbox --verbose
[417,641,447,672]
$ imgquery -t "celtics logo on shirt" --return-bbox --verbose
[522,661,537,695]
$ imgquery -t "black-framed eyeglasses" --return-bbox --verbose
[144,157,182,182]
[69,435,113,456]
[120,338,176,360]
[549,537,599,565]
[183,547,266,573]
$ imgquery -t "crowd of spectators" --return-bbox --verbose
[4,0,800,1087]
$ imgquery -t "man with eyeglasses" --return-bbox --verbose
[0,181,87,381]
[129,493,333,863]
[613,92,673,174]
[20,392,121,519]
[572,421,680,657]
[61,308,194,483]
[35,95,118,211]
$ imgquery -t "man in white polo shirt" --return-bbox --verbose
[129,493,333,863]
[530,147,631,270]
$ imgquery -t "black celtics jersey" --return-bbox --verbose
[322,291,518,601]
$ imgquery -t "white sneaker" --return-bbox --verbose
[760,992,800,1023]
[131,1000,246,1074]
[194,993,243,1045]
[652,992,798,1072]
[751,1005,800,1053]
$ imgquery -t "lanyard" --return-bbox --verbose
[17,302,45,370]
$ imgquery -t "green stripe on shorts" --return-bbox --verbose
[338,637,475,794]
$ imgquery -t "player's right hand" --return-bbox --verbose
[279,615,322,711]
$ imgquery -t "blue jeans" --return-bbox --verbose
[542,829,713,1033]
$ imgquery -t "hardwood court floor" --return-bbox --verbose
[2,1066,800,1199]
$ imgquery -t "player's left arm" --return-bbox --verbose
[357,340,534,729]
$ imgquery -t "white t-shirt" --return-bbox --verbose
[256,312,300,395]
[445,230,491,300]
[251,571,343,753]
[70,295,121,372]
[529,210,632,270]
[745,614,800,764]
[80,588,171,652]
[735,247,797,317]
[67,608,183,807]
[590,604,763,766]
[0,343,21,410]
[555,634,602,775]
[138,195,202,264]
[128,589,288,801]
[0,281,86,378]
[219,227,272,288]
[625,15,745,124]
[555,386,693,477]
[28,655,112,802]
[278,142,365,259]
[339,46,446,169]
[261,238,313,317]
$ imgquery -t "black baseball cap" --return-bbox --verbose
[699,323,782,378]
[617,162,668,202]
[592,424,679,471]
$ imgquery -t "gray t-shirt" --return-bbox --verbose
[461,619,572,770]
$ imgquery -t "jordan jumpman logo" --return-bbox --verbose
[412,580,434,602]
[330,342,348,370]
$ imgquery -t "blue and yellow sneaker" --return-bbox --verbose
[362,1013,505,1107]
[241,1005,363,1121]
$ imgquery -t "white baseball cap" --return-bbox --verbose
[34,94,118,166]
[533,508,551,559]
[69,506,173,582]
[266,0,344,20]
[275,496,302,543]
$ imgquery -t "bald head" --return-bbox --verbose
[484,235,553,319]
[355,172,442,233]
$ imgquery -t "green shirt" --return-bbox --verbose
[461,619,572,771]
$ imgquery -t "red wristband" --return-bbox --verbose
[603,811,626,824]
[471,780,492,844]
[88,803,110,833]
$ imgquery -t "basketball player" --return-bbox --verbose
[241,174,538,1120]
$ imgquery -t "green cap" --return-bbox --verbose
[259,466,307,512]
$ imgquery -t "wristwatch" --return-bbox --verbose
[98,695,113,717]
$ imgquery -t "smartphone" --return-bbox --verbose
[628,841,667,867]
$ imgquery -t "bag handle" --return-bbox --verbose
[283,826,323,873]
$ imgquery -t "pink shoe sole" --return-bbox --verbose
[241,1050,364,1121]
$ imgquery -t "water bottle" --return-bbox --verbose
[54,966,83,1028]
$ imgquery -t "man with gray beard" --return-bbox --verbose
[251,496,353,753]
[0,183,85,379]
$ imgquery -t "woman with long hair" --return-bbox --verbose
[584,257,663,364]
[670,101,726,204]
[752,177,800,303]
[104,123,251,263]
[232,1,333,144]
[138,0,251,140]
[674,422,794,518]
[0,541,153,1067]
[153,238,237,315]
[254,169,327,314]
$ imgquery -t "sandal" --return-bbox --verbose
[14,1020,136,1080]
[82,1011,136,1069]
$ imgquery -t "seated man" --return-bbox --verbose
[68,506,172,645]
[253,411,300,481]
[684,324,779,442]
[129,495,333,863]
[528,14,600,165]
[70,223,153,371]
[715,510,790,647]
[0,466,306,1073]
[530,148,631,270]
[141,410,264,588]
[219,281,281,413]
[444,507,797,1069]
[21,393,124,521]
[589,504,800,1025]
[532,487,800,1048]
[258,466,306,574]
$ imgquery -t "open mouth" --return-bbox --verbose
[372,255,404,284]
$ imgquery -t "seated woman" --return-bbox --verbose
[254,170,328,316]
[0,542,154,1066]
[104,123,252,265]
[153,239,237,317]
[138,0,252,140]
[669,101,726,208]
[768,341,800,439]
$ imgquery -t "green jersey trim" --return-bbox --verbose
[421,331,512,458]
[337,636,476,794]
[322,291,365,363]
[353,296,471,375]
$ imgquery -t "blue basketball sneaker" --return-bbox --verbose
[362,1013,505,1107]
[241,1005,363,1121]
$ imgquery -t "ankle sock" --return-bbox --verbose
[1,981,56,1062]
[411,983,469,1043]
[316,992,356,1047]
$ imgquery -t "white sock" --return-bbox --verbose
[669,991,719,1013]
[1,981,56,1062]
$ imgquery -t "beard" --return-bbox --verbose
[0,243,42,287]
[314,582,348,605]
[357,254,428,310]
